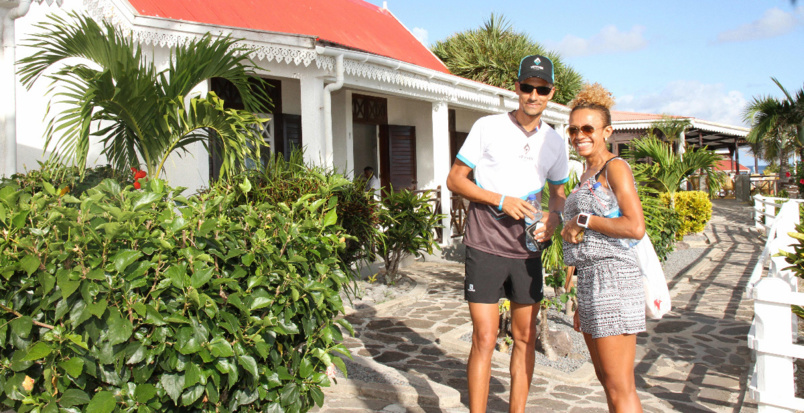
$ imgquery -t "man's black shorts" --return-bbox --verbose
[464,246,544,305]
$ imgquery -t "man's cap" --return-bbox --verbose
[517,55,554,85]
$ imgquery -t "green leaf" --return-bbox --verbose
[160,373,185,404]
[310,386,325,407]
[134,383,157,403]
[208,337,234,358]
[87,300,107,318]
[56,271,80,300]
[133,192,162,211]
[237,354,258,378]
[19,254,40,276]
[165,263,187,289]
[323,208,337,227]
[190,266,215,289]
[181,384,204,406]
[11,316,33,338]
[106,310,133,346]
[59,357,84,377]
[24,342,52,361]
[12,210,29,229]
[86,391,116,413]
[238,177,252,194]
[59,388,90,408]
[299,357,313,378]
[112,249,143,272]
[184,362,202,388]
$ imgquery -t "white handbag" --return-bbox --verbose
[634,234,671,319]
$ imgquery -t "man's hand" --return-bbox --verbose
[530,210,559,243]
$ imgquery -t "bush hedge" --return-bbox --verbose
[0,172,352,412]
[661,191,712,240]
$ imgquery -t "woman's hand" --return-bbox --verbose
[561,215,585,244]
[573,309,580,332]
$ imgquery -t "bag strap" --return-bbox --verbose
[594,156,621,181]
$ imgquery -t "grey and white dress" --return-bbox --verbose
[563,161,645,339]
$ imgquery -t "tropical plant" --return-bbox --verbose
[430,14,583,105]
[660,191,712,239]
[377,188,445,284]
[627,136,726,198]
[743,77,804,185]
[17,13,271,180]
[649,116,692,149]
[0,168,353,412]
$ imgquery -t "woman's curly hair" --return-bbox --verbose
[569,83,615,126]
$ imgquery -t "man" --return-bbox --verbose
[446,55,569,412]
[363,166,381,198]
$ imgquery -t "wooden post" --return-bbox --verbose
[753,277,795,412]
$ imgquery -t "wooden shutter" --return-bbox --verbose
[380,125,417,192]
[281,114,302,161]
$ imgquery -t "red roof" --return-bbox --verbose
[126,0,450,74]
[715,159,750,172]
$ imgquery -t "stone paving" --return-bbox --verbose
[314,199,763,412]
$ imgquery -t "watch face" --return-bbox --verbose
[578,214,589,227]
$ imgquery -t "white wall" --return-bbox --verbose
[454,108,487,134]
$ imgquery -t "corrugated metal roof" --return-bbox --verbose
[611,111,689,122]
[126,0,449,74]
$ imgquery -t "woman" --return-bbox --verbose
[561,83,645,412]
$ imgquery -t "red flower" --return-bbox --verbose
[799,178,804,185]
[786,172,792,177]
[133,181,141,189]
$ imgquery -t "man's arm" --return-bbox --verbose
[542,181,567,241]
[446,159,535,221]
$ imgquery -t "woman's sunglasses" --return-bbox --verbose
[566,125,597,138]
[519,84,553,96]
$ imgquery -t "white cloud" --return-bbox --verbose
[615,81,748,127]
[411,27,429,46]
[548,25,648,58]
[717,7,802,42]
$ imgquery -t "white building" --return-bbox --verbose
[1,0,572,242]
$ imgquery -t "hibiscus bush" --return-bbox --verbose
[0,171,352,412]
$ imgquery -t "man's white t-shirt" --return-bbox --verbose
[457,112,569,259]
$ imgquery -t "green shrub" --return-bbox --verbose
[2,161,130,197]
[779,223,804,318]
[378,188,445,284]
[661,191,712,239]
[0,172,352,412]
[213,151,382,274]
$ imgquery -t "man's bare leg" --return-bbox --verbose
[508,302,540,413]
[467,302,500,413]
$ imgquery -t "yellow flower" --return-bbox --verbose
[22,375,34,392]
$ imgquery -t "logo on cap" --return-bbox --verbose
[533,58,541,65]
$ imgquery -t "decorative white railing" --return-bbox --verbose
[754,195,804,233]
[747,200,803,412]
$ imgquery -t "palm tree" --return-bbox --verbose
[743,78,804,186]
[430,14,583,105]
[650,116,692,153]
[18,13,271,180]
[627,136,725,198]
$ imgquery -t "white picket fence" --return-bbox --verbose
[747,196,804,411]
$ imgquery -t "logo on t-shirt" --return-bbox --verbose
[520,143,534,161]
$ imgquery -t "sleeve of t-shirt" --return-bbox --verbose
[546,135,570,185]
[456,118,484,169]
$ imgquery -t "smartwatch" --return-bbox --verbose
[551,210,563,224]
[577,213,591,229]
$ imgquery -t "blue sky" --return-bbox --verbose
[367,0,804,169]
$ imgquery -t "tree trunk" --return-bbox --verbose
[539,305,557,361]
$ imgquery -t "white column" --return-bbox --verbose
[299,74,327,167]
[431,101,451,245]
[344,91,354,177]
